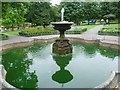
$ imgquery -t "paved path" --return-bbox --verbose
[70,26,85,30]
[0,34,33,46]
[81,25,104,40]
[80,25,119,45]
[0,25,119,46]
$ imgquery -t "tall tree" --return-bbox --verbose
[26,2,51,28]
[60,2,84,24]
[60,2,119,24]
[103,14,116,24]
[81,2,101,24]
[100,2,120,22]
[60,2,101,25]
[50,5,61,22]
[2,2,28,30]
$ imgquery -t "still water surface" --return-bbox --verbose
[2,41,119,88]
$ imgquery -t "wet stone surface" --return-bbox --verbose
[52,38,72,55]
[51,21,73,55]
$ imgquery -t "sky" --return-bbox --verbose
[50,0,61,6]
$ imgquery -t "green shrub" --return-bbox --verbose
[36,26,43,29]
[66,28,87,34]
[19,28,58,37]
[0,34,9,40]
[98,28,120,36]
[19,27,87,37]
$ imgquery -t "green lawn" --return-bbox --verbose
[73,24,97,30]
[3,30,21,35]
[74,23,96,27]
[103,24,119,28]
[109,20,118,24]
[86,25,98,30]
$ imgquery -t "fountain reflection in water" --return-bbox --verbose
[52,55,73,87]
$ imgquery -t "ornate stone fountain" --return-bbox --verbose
[51,8,73,55]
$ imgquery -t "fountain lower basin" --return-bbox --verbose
[1,40,119,88]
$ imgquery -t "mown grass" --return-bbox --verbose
[86,25,98,30]
[103,24,119,28]
[73,22,98,30]
[3,30,21,35]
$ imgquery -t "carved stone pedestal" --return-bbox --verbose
[53,38,72,55]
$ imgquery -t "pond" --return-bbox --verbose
[1,41,119,88]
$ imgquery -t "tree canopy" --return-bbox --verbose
[60,2,119,24]
[2,2,28,29]
[25,2,51,28]
[2,2,120,29]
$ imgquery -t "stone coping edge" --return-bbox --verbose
[95,71,120,88]
[0,65,19,89]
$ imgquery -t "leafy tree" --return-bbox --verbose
[60,2,75,22]
[26,2,51,28]
[60,2,84,25]
[2,2,28,30]
[103,14,116,24]
[60,2,119,25]
[50,5,61,22]
[100,2,120,23]
[81,2,102,24]
[100,2,119,16]
[60,2,102,25]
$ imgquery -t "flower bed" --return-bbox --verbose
[0,34,9,40]
[98,28,120,36]
[19,28,87,37]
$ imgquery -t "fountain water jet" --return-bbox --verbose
[51,8,73,55]
[61,8,64,22]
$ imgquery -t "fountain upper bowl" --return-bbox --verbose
[51,21,74,31]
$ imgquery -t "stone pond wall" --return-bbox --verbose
[0,65,19,89]
[95,71,120,89]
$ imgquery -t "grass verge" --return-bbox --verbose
[0,34,9,40]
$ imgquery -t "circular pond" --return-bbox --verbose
[2,41,119,88]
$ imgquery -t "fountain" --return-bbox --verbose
[51,8,73,55]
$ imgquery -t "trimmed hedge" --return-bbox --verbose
[66,28,87,34]
[98,28,120,36]
[19,30,59,37]
[0,34,9,40]
[19,28,87,37]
